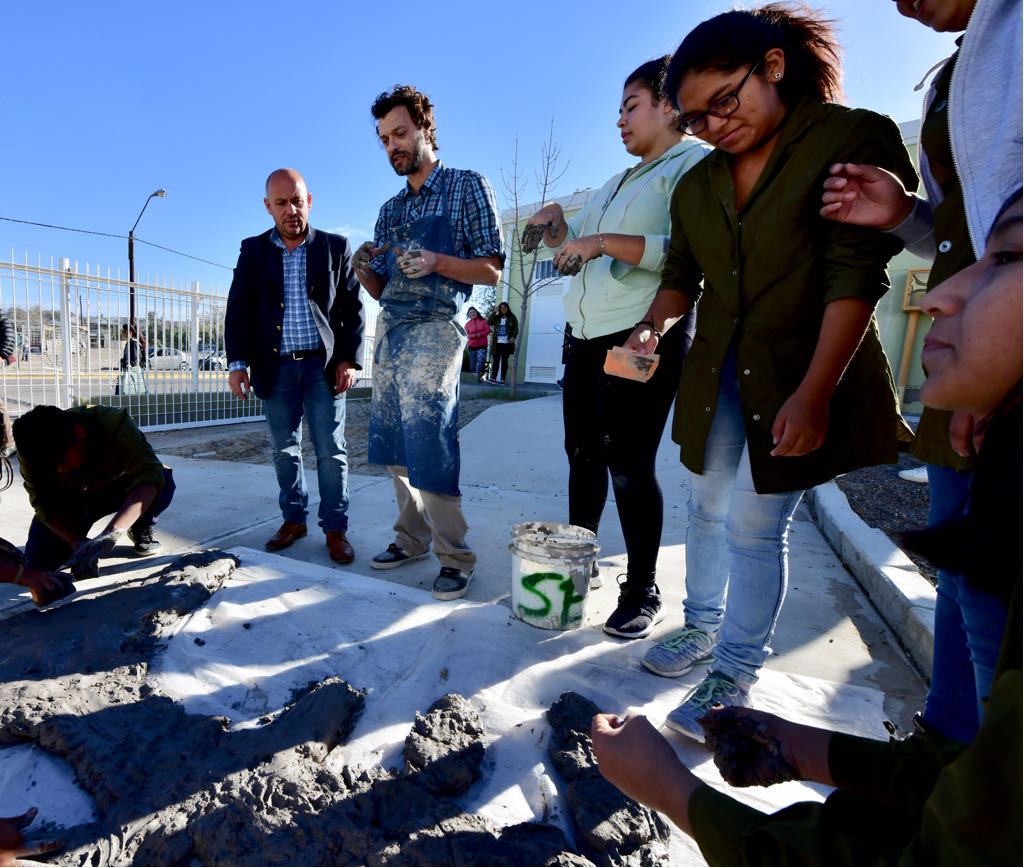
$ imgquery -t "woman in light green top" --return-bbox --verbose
[525,56,708,642]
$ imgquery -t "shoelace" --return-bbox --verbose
[686,675,738,710]
[660,627,707,651]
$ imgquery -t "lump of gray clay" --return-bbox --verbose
[403,693,485,796]
[546,692,671,867]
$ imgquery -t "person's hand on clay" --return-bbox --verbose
[700,706,834,788]
[353,241,390,275]
[0,807,61,867]
[15,565,73,607]
[591,713,698,816]
[553,237,602,276]
[65,529,123,580]
[820,163,916,230]
[395,246,439,279]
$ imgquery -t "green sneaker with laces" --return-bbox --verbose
[665,671,750,743]
[642,626,714,677]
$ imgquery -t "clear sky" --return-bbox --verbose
[3,1,956,293]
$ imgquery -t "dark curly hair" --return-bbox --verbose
[371,85,439,150]
[664,2,842,110]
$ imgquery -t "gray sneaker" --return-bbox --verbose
[432,567,473,600]
[371,543,431,570]
[665,671,750,743]
[128,524,162,556]
[642,626,714,678]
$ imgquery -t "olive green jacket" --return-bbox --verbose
[661,99,917,493]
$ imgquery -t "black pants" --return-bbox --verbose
[492,343,514,382]
[562,312,694,585]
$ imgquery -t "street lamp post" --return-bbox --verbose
[128,188,166,327]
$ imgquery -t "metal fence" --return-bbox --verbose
[0,254,377,431]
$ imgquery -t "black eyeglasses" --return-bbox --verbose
[678,60,763,137]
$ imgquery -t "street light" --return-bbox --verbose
[128,188,166,326]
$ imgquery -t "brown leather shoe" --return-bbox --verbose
[326,530,355,564]
[265,520,307,552]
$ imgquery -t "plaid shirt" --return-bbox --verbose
[369,163,504,279]
[271,227,322,354]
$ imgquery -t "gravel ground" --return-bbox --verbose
[154,396,512,478]
[835,452,937,582]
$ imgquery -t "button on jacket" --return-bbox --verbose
[661,98,918,494]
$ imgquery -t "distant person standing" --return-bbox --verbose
[225,168,364,564]
[487,302,518,384]
[464,306,490,380]
[115,323,147,396]
[353,84,504,601]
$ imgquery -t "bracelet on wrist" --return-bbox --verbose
[598,234,606,255]
[636,319,662,339]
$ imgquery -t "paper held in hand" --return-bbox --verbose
[603,347,660,383]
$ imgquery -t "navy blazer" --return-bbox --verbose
[224,227,364,398]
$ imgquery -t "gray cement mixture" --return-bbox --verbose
[0,552,669,866]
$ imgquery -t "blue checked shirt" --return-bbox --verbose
[369,163,504,279]
[272,228,322,355]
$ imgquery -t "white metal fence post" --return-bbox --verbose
[190,280,200,390]
[59,258,74,409]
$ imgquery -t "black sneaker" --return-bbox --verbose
[371,543,430,570]
[128,524,162,556]
[603,577,663,639]
[432,567,473,601]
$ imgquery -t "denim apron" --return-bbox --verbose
[368,172,470,496]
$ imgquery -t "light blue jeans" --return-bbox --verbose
[682,351,804,689]
[264,355,349,532]
[922,464,1007,742]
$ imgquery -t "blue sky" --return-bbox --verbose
[3,1,955,293]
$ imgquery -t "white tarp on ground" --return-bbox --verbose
[141,547,887,866]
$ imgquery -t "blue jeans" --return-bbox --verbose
[263,356,349,532]
[682,352,804,689]
[468,347,487,375]
[922,464,1007,741]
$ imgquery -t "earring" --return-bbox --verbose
[774,72,782,80]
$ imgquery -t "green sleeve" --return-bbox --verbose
[108,410,166,492]
[820,111,920,307]
[658,174,703,303]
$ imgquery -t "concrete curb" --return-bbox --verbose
[806,481,935,679]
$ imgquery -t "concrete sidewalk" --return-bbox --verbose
[0,393,925,724]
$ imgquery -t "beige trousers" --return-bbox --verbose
[387,465,476,571]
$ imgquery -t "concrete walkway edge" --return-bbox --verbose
[807,481,936,680]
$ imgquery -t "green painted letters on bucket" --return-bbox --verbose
[517,571,585,629]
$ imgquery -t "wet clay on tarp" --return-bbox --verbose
[701,706,799,788]
[0,553,588,866]
[547,692,672,866]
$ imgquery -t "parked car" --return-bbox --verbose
[199,351,227,371]
[148,346,191,371]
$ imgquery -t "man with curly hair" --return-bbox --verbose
[354,84,504,601]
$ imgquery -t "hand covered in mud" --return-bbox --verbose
[553,237,600,276]
[0,807,61,867]
[521,221,553,254]
[65,530,123,580]
[353,241,389,275]
[396,246,438,279]
[591,713,692,816]
[700,706,801,788]
[22,567,75,607]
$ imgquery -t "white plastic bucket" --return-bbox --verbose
[509,522,600,630]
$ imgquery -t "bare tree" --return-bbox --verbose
[497,121,571,397]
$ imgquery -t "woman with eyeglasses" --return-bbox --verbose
[523,57,709,640]
[624,3,917,738]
